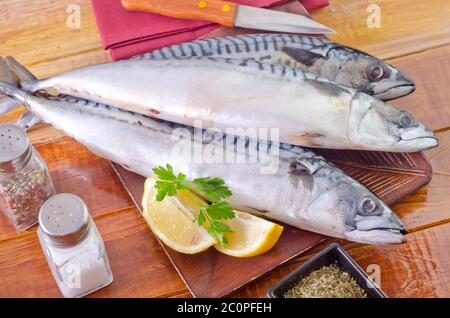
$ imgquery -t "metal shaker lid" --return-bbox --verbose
[39,193,91,247]
[0,124,31,173]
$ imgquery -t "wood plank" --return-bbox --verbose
[375,130,450,232]
[112,129,450,297]
[235,129,450,296]
[0,1,448,150]
[0,138,134,241]
[0,0,449,299]
[0,0,110,77]
[169,160,450,297]
[0,207,187,298]
[167,129,450,298]
[6,134,447,298]
[387,46,450,131]
[312,0,450,60]
[232,222,450,298]
[231,130,450,297]
[0,0,449,80]
[427,130,450,174]
[112,163,327,298]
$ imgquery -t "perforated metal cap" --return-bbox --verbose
[0,124,31,173]
[39,193,91,246]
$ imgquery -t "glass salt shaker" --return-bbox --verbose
[0,124,55,231]
[38,193,113,298]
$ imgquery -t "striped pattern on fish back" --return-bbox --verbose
[151,56,334,83]
[134,34,334,61]
[44,93,329,173]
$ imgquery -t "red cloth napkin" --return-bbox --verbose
[91,0,329,60]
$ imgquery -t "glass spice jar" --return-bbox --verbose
[0,124,55,231]
[38,193,113,298]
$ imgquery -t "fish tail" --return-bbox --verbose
[0,57,28,107]
[5,56,37,83]
[3,56,38,93]
[2,57,41,130]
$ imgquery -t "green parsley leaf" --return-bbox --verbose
[196,210,207,226]
[208,226,228,245]
[154,180,177,202]
[153,165,236,244]
[211,221,233,233]
[206,201,235,221]
[153,165,190,201]
[153,164,177,181]
[192,177,232,202]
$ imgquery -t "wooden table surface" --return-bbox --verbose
[0,0,449,298]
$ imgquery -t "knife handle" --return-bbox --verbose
[121,0,239,27]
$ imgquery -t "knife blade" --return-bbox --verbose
[234,5,335,34]
[121,0,335,35]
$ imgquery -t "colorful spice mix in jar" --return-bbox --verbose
[0,124,55,231]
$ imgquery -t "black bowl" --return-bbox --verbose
[267,243,387,298]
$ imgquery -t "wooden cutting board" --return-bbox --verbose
[111,148,432,298]
[110,2,433,298]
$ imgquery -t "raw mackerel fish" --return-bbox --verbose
[22,56,437,152]
[141,34,415,101]
[0,62,406,245]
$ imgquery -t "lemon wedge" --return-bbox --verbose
[215,212,284,258]
[142,176,283,257]
[142,177,216,254]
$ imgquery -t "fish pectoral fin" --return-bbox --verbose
[281,47,324,66]
[296,132,324,139]
[289,158,314,191]
[287,132,325,148]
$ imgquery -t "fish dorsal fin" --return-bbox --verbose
[281,47,325,66]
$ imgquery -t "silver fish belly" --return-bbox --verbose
[24,57,437,152]
[140,34,416,100]
[0,80,407,244]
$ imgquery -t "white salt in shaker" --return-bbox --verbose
[38,193,113,298]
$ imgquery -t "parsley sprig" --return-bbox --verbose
[153,164,235,244]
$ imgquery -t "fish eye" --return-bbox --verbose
[399,112,416,128]
[367,65,387,82]
[357,196,381,216]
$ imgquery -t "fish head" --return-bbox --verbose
[303,174,406,244]
[330,47,415,100]
[348,92,438,152]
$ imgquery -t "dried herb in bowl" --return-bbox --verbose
[283,264,367,298]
